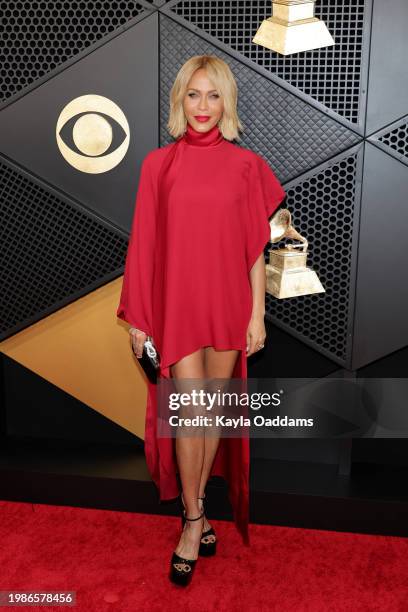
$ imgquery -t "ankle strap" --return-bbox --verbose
[183,509,204,521]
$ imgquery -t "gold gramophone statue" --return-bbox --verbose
[266,208,325,298]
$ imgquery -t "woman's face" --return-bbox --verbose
[183,68,224,132]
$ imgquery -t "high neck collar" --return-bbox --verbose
[182,122,225,147]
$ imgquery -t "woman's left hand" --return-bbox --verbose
[246,314,266,357]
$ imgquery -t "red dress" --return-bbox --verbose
[117,122,286,545]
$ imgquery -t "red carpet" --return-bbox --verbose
[0,500,407,611]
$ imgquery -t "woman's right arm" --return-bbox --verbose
[116,153,158,357]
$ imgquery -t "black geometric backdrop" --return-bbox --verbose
[1,0,407,370]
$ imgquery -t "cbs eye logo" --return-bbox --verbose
[56,94,130,174]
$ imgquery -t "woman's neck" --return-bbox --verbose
[182,122,225,147]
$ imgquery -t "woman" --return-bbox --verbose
[116,54,286,586]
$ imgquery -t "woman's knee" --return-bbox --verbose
[170,349,207,417]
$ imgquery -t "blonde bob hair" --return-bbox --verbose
[167,55,244,142]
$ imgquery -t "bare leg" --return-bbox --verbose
[199,347,239,531]
[170,348,206,560]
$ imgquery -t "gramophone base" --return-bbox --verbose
[252,17,335,56]
[266,265,326,299]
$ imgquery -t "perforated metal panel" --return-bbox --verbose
[0,1,150,103]
[159,16,361,183]
[159,15,362,365]
[168,0,368,124]
[266,149,361,363]
[369,116,408,166]
[0,159,128,338]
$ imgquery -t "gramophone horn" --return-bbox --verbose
[269,208,291,243]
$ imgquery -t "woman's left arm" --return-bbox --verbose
[244,154,286,357]
[246,252,266,357]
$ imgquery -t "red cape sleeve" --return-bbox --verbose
[116,154,157,336]
[245,155,286,273]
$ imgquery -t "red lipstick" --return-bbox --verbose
[194,116,211,122]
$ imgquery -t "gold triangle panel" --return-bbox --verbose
[0,278,147,440]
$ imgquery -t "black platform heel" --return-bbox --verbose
[169,509,204,586]
[180,493,217,557]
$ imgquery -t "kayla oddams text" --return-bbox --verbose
[167,414,315,428]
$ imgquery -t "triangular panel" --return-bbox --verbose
[368,116,408,167]
[0,1,152,104]
[0,158,127,339]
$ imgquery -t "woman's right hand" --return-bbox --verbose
[129,327,147,358]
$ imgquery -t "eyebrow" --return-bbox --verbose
[187,88,219,93]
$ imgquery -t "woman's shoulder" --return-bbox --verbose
[225,140,269,169]
[143,142,177,168]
